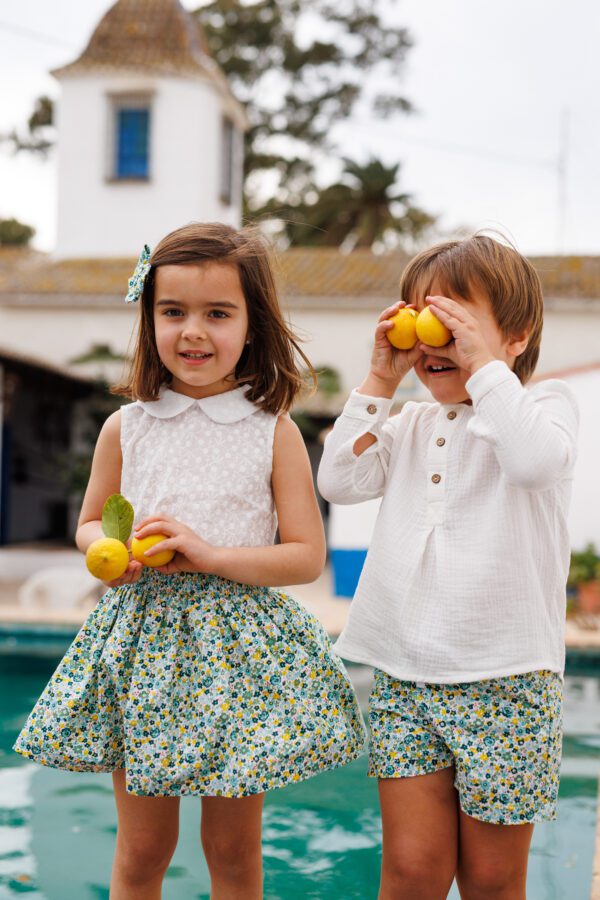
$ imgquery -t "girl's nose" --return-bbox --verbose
[182,320,208,341]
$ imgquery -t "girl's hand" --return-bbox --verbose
[422,296,495,375]
[133,514,218,575]
[366,301,424,394]
[105,558,143,588]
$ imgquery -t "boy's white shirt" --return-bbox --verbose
[317,360,579,683]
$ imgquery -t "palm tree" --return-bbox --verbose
[265,157,435,249]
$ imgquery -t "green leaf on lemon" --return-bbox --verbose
[102,494,134,542]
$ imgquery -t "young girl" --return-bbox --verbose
[15,222,365,899]
[318,235,579,900]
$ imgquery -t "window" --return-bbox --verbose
[221,117,235,205]
[116,108,149,178]
[111,98,151,180]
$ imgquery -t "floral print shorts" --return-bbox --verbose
[368,668,563,824]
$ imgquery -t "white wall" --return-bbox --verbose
[1,297,597,550]
[0,299,598,399]
[564,369,600,550]
[0,304,138,369]
[538,306,600,374]
[55,74,242,259]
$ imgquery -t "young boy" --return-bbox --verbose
[318,235,578,900]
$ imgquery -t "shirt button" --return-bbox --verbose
[431,474,441,484]
[366,404,378,415]
[436,437,446,447]
[447,410,457,420]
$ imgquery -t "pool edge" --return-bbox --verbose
[592,777,600,900]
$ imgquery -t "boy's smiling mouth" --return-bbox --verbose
[425,356,457,375]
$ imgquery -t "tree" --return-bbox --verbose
[266,158,435,249]
[0,96,54,156]
[0,217,36,246]
[195,0,413,211]
[6,2,435,246]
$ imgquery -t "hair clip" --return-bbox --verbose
[125,244,152,303]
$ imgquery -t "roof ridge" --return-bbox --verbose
[52,0,219,82]
[2,249,600,300]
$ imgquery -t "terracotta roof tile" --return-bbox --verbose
[0,253,134,295]
[1,247,600,302]
[53,0,225,86]
[275,248,411,298]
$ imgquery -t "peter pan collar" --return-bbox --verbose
[137,385,259,423]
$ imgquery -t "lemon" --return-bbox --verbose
[386,307,418,350]
[86,538,129,581]
[131,534,175,568]
[416,306,452,347]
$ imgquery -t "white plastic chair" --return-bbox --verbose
[17,566,100,611]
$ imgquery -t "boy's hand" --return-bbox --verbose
[132,514,218,575]
[422,296,495,374]
[363,301,424,397]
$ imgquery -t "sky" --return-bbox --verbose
[0,0,598,256]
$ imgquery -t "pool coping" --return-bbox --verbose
[593,786,600,900]
[1,590,600,646]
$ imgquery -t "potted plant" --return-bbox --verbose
[568,544,600,615]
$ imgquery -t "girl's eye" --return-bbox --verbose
[163,309,183,317]
[209,310,228,319]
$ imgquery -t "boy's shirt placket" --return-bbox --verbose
[425,405,464,527]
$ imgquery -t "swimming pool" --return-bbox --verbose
[0,647,598,898]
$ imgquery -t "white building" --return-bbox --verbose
[52,0,247,259]
[0,0,598,554]
[545,363,600,552]
[2,248,599,399]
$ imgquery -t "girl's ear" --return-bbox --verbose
[506,328,530,359]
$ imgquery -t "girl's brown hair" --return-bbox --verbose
[399,234,544,383]
[114,222,315,413]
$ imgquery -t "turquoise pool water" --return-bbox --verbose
[0,642,598,899]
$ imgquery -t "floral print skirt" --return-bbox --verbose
[14,570,366,797]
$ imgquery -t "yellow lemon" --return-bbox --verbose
[85,538,129,581]
[416,306,452,347]
[131,534,175,568]
[386,307,418,349]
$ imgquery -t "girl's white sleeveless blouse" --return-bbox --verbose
[120,385,278,545]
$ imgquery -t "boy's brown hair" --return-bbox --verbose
[399,234,544,383]
[114,222,315,413]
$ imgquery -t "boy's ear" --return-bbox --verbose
[506,327,530,359]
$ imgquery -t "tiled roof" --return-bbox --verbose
[274,248,411,298]
[1,247,600,303]
[52,0,231,94]
[0,252,134,296]
[532,255,600,301]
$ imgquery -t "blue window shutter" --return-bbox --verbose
[116,108,149,178]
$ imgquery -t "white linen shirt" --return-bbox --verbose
[317,361,579,683]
